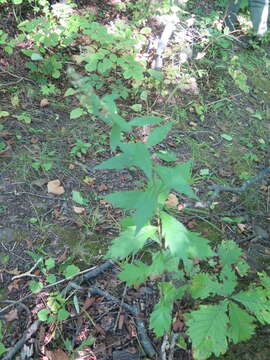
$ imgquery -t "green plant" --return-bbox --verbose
[32,149,56,172]
[16,112,32,124]
[69,75,270,358]
[70,139,91,157]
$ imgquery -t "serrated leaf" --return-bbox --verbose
[232,288,270,324]
[149,251,179,275]
[29,280,43,294]
[118,261,149,286]
[161,211,190,257]
[70,108,84,119]
[259,271,270,290]
[150,300,172,337]
[186,232,214,259]
[129,116,163,127]
[105,184,160,232]
[57,308,70,321]
[146,123,172,147]
[96,142,152,179]
[186,302,229,358]
[216,265,237,297]
[156,161,198,199]
[106,225,157,259]
[46,274,56,284]
[63,264,80,278]
[38,308,50,321]
[228,302,255,343]
[218,240,242,266]
[190,273,216,299]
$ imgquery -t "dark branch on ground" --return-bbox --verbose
[3,320,41,360]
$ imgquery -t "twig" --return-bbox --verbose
[0,65,34,84]
[208,167,270,203]
[153,15,179,70]
[161,333,168,360]
[0,261,114,315]
[3,320,41,360]
[12,257,42,280]
[113,283,128,332]
[87,287,156,358]
[168,333,179,360]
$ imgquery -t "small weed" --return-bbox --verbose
[70,139,91,157]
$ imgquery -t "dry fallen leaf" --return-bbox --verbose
[165,193,179,207]
[4,309,18,322]
[45,348,69,360]
[237,223,247,232]
[47,180,65,195]
[98,184,108,192]
[40,98,49,107]
[8,279,21,292]
[73,206,86,214]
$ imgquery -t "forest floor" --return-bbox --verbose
[0,0,270,359]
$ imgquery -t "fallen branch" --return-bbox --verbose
[208,167,270,202]
[87,287,156,358]
[0,261,114,315]
[3,320,41,360]
[153,14,179,70]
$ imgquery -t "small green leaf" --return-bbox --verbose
[57,308,70,321]
[200,168,210,176]
[70,108,84,119]
[0,111,9,118]
[45,258,55,270]
[46,274,56,284]
[38,308,50,321]
[0,342,7,356]
[147,123,172,148]
[131,104,142,112]
[221,133,233,141]
[64,88,76,97]
[72,190,87,205]
[31,53,43,61]
[29,280,43,294]
[118,261,149,286]
[63,264,80,278]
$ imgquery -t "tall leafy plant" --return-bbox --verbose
[69,70,270,359]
